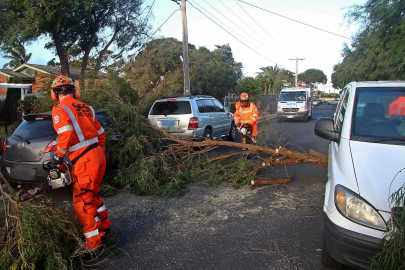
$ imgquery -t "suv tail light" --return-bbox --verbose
[45,140,58,153]
[188,117,199,129]
[2,139,7,152]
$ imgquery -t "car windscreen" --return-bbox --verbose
[352,87,405,141]
[279,91,306,101]
[13,119,57,140]
[150,101,191,115]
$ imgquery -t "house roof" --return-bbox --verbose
[0,69,33,80]
[13,63,108,81]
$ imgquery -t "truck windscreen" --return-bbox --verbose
[279,91,306,101]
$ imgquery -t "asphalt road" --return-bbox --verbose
[95,104,341,270]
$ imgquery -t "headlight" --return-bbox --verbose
[299,106,306,111]
[277,106,281,111]
[335,185,387,231]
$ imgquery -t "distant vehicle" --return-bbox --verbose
[1,110,116,188]
[328,99,339,105]
[321,98,326,104]
[277,87,313,122]
[147,95,236,141]
[312,99,320,106]
[314,81,405,269]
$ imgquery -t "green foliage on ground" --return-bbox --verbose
[371,183,405,269]
[0,196,84,269]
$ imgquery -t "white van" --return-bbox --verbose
[314,81,405,269]
[276,87,313,122]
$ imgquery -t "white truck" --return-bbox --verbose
[276,87,313,122]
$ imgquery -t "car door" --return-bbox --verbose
[203,99,219,134]
[212,99,228,135]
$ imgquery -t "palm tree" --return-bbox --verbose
[1,39,32,69]
[256,65,281,95]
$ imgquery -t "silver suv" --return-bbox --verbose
[147,95,236,141]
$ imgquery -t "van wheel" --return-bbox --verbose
[321,233,343,269]
[227,122,236,141]
[203,128,212,140]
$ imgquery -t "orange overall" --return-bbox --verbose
[234,101,259,136]
[388,96,405,117]
[52,96,111,250]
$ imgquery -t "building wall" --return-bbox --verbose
[0,74,8,95]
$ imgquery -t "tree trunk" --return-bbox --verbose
[52,31,70,77]
[80,28,97,91]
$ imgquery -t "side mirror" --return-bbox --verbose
[227,112,233,118]
[314,117,340,142]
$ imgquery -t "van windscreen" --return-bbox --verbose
[150,101,192,115]
[279,91,306,101]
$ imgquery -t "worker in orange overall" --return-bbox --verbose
[50,75,111,250]
[234,93,259,150]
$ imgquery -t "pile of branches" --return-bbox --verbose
[0,178,96,269]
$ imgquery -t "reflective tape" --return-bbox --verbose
[57,125,73,134]
[84,229,99,238]
[95,216,100,222]
[57,105,85,142]
[57,146,67,154]
[97,127,105,135]
[90,106,95,122]
[69,137,99,152]
[97,205,107,212]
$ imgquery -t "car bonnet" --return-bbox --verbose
[350,140,405,212]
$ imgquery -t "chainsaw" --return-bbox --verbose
[18,161,73,202]
[237,124,257,144]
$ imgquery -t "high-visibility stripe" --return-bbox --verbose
[57,146,67,154]
[84,229,99,238]
[97,205,107,212]
[57,105,85,142]
[95,216,100,222]
[398,102,405,114]
[97,127,105,135]
[57,125,73,134]
[90,106,95,122]
[69,137,99,152]
[241,120,250,123]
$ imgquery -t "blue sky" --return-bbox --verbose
[0,0,365,92]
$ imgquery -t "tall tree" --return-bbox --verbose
[255,64,292,95]
[0,0,152,90]
[298,69,327,89]
[1,39,32,69]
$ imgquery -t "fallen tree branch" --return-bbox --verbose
[251,177,292,185]
[146,125,328,167]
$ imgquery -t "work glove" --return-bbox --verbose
[240,127,247,135]
[237,123,241,129]
[53,154,64,166]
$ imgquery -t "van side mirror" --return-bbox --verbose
[314,117,340,142]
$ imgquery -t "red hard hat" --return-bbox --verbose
[240,93,249,100]
[50,75,79,100]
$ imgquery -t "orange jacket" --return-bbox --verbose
[51,96,106,160]
[234,101,259,136]
[388,97,405,117]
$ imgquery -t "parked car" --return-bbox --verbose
[312,99,320,106]
[314,81,405,269]
[147,95,236,141]
[1,110,115,188]
[321,98,326,104]
[328,99,339,105]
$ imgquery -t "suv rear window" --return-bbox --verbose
[150,101,192,115]
[13,119,57,140]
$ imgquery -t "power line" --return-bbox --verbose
[202,0,270,52]
[234,0,291,53]
[236,0,352,40]
[187,0,276,64]
[190,0,269,54]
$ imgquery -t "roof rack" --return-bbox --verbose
[159,94,214,100]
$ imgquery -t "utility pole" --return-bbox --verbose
[289,57,304,87]
[181,0,191,95]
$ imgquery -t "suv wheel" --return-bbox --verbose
[321,233,343,269]
[203,128,212,140]
[227,122,236,141]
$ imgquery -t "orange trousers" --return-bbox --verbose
[71,146,111,250]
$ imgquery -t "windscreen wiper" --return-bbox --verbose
[367,135,405,143]
[12,134,31,144]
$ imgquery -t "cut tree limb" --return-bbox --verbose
[251,177,292,185]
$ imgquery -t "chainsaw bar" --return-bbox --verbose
[19,180,50,202]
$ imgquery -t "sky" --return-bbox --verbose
[0,0,365,93]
